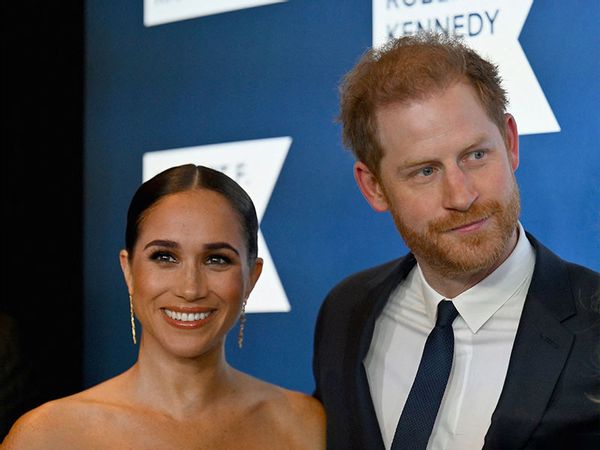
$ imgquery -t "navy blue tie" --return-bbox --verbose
[391,300,459,450]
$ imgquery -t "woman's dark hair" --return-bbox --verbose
[125,164,258,263]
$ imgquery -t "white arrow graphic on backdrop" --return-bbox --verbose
[144,0,287,27]
[373,0,559,135]
[143,136,292,313]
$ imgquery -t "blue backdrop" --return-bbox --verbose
[84,1,599,393]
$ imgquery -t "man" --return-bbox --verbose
[313,32,599,450]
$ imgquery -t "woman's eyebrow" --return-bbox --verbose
[143,239,179,251]
[204,242,240,256]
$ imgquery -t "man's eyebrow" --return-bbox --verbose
[396,136,492,171]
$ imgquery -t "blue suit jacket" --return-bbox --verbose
[313,234,599,449]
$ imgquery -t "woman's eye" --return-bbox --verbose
[206,255,231,266]
[150,251,177,263]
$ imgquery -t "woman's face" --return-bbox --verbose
[120,189,262,359]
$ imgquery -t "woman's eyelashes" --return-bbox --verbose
[206,254,232,266]
[150,250,178,264]
[147,249,235,268]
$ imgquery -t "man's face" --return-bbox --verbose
[355,81,520,280]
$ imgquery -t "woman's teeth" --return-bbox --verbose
[164,309,212,321]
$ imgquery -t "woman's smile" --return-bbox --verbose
[161,307,217,329]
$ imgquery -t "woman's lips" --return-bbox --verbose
[161,307,216,329]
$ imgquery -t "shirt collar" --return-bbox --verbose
[417,222,536,333]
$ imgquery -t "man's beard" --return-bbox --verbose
[388,180,521,279]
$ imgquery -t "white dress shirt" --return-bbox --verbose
[364,222,536,450]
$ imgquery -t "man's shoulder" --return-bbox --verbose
[561,260,600,317]
[562,257,600,289]
[527,232,599,316]
[527,231,599,284]
[315,254,415,327]
[313,255,415,375]
[327,254,413,298]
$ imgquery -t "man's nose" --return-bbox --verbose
[442,167,479,211]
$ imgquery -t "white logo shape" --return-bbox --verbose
[143,136,292,313]
[144,0,287,27]
[373,0,560,135]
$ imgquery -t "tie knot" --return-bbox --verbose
[436,300,458,327]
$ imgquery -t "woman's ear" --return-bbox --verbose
[244,257,263,300]
[119,249,134,295]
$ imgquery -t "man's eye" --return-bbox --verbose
[419,167,435,177]
[470,150,486,160]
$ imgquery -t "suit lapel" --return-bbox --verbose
[484,236,576,449]
[345,255,417,450]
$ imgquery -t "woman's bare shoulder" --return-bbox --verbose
[2,378,127,449]
[276,387,326,425]
[2,395,88,449]
[265,386,326,449]
[238,374,326,449]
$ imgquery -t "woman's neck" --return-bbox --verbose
[126,337,240,419]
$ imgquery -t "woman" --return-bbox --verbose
[4,164,325,449]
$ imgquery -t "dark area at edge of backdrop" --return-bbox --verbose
[1,2,84,438]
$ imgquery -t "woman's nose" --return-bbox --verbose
[177,265,208,301]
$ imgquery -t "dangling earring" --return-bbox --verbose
[237,300,247,349]
[129,294,137,345]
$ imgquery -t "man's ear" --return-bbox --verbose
[354,161,390,212]
[119,249,134,295]
[504,113,520,172]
